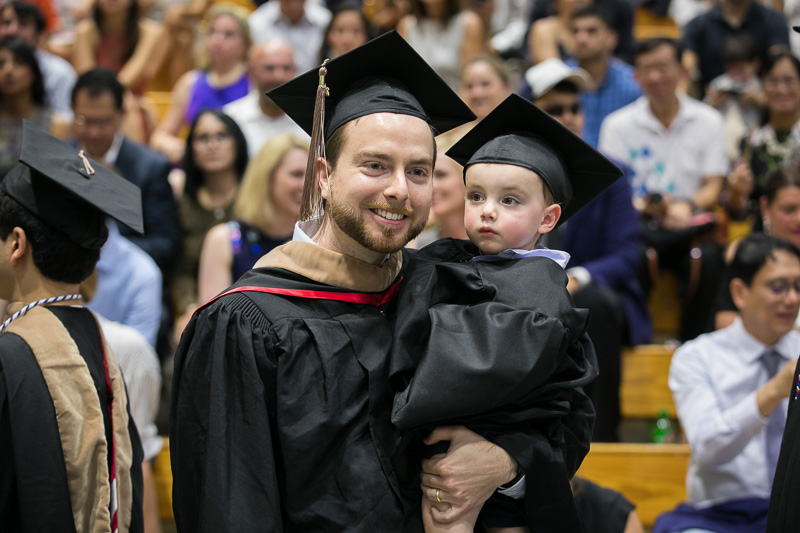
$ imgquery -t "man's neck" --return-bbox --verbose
[578,55,610,88]
[721,0,752,27]
[742,319,783,347]
[14,278,82,305]
[649,94,680,129]
[259,96,285,118]
[312,218,387,265]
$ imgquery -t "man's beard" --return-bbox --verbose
[327,198,429,254]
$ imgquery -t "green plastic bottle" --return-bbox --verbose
[651,409,676,444]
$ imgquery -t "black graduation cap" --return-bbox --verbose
[0,121,143,250]
[446,94,622,225]
[267,30,475,140]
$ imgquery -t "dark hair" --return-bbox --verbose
[722,33,759,66]
[92,0,140,64]
[0,37,45,106]
[727,233,800,286]
[551,79,581,94]
[5,1,45,35]
[71,68,125,110]
[318,2,373,64]
[634,38,682,65]
[570,5,613,30]
[761,50,800,81]
[0,190,105,284]
[409,0,461,24]
[182,109,249,200]
[764,160,800,205]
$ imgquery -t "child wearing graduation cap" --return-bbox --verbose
[390,93,623,533]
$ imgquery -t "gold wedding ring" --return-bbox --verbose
[435,488,442,503]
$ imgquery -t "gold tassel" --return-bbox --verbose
[301,59,330,221]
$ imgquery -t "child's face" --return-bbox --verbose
[464,163,560,255]
[727,60,758,83]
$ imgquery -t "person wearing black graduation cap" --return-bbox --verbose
[390,93,622,533]
[170,31,534,532]
[0,121,145,532]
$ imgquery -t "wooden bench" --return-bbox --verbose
[634,6,681,40]
[621,344,677,419]
[578,442,691,527]
[154,438,174,522]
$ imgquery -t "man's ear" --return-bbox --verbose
[317,157,333,200]
[8,227,28,265]
[538,204,562,235]
[730,277,747,312]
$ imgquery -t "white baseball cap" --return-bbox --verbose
[525,58,591,100]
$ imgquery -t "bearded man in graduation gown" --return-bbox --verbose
[169,32,547,532]
[0,122,145,532]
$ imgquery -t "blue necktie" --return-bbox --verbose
[762,349,786,486]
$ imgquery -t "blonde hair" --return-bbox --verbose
[234,134,310,232]
[197,3,253,70]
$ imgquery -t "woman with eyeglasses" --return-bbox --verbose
[0,37,70,179]
[716,156,800,331]
[172,109,248,334]
[150,3,251,164]
[726,52,800,221]
[196,133,308,306]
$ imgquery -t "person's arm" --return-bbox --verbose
[395,14,412,38]
[49,113,73,140]
[197,223,234,304]
[624,509,645,533]
[117,20,169,90]
[170,298,282,532]
[528,17,559,64]
[692,174,724,211]
[127,156,181,272]
[123,266,162,348]
[669,344,794,466]
[71,19,99,73]
[150,70,198,163]
[569,175,639,292]
[141,460,161,533]
[459,11,485,71]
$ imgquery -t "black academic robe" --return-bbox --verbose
[170,265,421,532]
[390,238,598,533]
[0,306,144,532]
[766,356,800,531]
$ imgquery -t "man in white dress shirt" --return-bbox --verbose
[223,39,308,157]
[248,0,330,73]
[656,233,800,533]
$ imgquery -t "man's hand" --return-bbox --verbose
[757,359,797,417]
[419,426,518,524]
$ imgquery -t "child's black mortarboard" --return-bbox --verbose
[446,94,622,225]
[0,121,143,250]
[267,31,476,220]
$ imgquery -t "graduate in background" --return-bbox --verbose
[0,122,145,531]
[391,94,621,532]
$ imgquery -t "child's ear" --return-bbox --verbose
[538,204,561,235]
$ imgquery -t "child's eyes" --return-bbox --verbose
[501,197,519,205]
[468,192,484,202]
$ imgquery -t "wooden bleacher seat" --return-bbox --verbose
[154,438,174,522]
[621,344,677,419]
[650,270,681,340]
[634,6,681,41]
[145,91,172,124]
[578,442,691,527]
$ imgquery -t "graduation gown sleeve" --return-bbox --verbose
[170,292,282,533]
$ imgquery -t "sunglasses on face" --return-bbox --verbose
[542,102,582,117]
